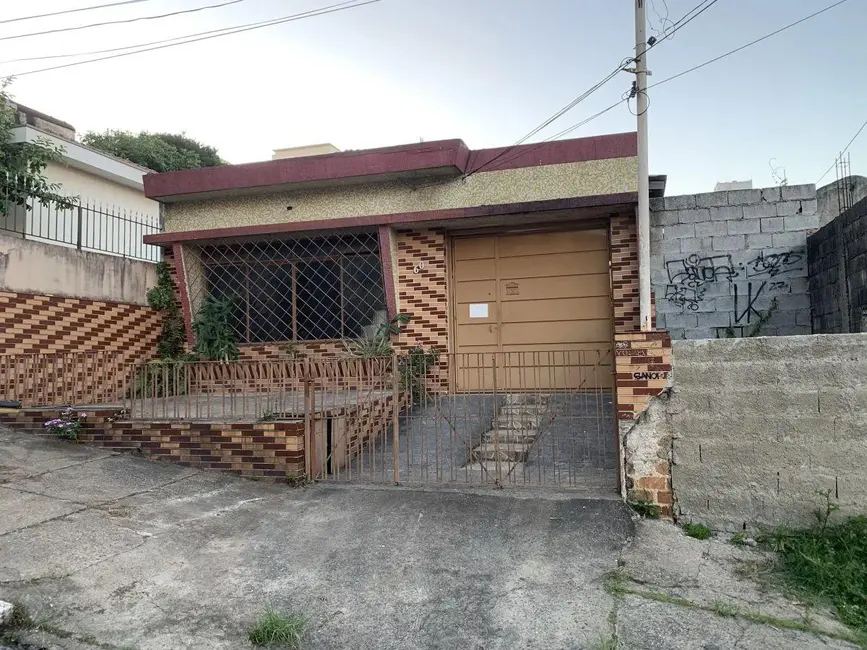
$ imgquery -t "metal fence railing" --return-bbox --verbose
[0,351,126,407]
[0,349,617,491]
[0,180,162,262]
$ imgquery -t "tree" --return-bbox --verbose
[0,80,77,214]
[82,130,223,172]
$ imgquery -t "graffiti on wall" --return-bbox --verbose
[662,248,805,327]
[664,254,738,310]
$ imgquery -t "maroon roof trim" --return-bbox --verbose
[144,192,637,245]
[143,133,636,200]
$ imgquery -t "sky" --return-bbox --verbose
[1,0,864,195]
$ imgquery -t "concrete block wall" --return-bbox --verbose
[808,196,867,333]
[651,184,817,339]
[624,334,867,531]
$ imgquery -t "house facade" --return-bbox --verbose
[5,104,161,261]
[143,134,670,424]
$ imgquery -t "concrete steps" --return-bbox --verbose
[466,395,549,480]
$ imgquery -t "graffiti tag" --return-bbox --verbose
[616,348,648,357]
[633,371,669,381]
[746,249,804,279]
[666,253,739,288]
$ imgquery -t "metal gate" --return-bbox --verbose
[310,348,617,491]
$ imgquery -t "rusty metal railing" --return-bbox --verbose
[1,349,617,491]
[0,351,125,407]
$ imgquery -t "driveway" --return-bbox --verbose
[0,428,859,649]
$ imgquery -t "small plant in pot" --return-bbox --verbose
[44,407,86,440]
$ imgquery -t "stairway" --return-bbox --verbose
[465,394,550,481]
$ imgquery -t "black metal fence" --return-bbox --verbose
[0,182,162,262]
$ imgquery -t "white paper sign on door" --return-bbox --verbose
[469,303,489,318]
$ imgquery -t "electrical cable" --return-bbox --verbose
[2,0,361,65]
[0,0,249,42]
[464,0,719,179]
[648,0,850,91]
[462,0,850,182]
[7,1,380,77]
[0,0,157,25]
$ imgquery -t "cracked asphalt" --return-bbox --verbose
[0,428,861,649]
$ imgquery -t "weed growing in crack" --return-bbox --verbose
[730,532,749,546]
[248,607,307,648]
[590,634,621,650]
[711,599,740,617]
[682,522,712,540]
[627,491,661,519]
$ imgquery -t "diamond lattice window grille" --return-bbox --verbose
[184,232,388,344]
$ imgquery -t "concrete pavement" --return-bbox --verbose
[0,428,861,649]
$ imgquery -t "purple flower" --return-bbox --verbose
[79,413,87,418]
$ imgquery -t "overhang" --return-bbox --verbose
[143,133,638,203]
[9,125,151,191]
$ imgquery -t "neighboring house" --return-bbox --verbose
[142,134,648,391]
[2,104,162,261]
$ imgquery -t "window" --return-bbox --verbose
[195,233,387,343]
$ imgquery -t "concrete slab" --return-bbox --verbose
[2,483,632,650]
[1,429,859,649]
[0,488,83,535]
[6,454,198,505]
[0,429,111,483]
[617,595,859,649]
[0,508,147,583]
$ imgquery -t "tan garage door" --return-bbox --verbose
[452,229,613,390]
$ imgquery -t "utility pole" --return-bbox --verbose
[635,0,652,331]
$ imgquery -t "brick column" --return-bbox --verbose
[615,330,673,516]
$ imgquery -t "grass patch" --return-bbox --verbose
[590,635,621,650]
[3,602,33,630]
[248,608,307,648]
[683,522,712,540]
[627,492,661,519]
[769,515,867,632]
[731,532,748,546]
[710,599,739,617]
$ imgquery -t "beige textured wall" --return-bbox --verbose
[164,157,638,233]
[0,233,156,305]
[46,162,160,219]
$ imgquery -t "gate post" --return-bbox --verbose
[392,353,400,485]
[492,353,502,485]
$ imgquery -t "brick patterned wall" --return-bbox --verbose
[0,291,161,358]
[235,341,346,361]
[394,229,450,390]
[615,331,672,421]
[0,409,304,479]
[394,229,449,350]
[615,330,673,516]
[611,214,640,334]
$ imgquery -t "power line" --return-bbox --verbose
[816,118,867,184]
[648,0,851,90]
[7,1,380,77]
[0,0,159,26]
[2,0,361,65]
[0,0,157,25]
[651,0,718,46]
[0,0,248,42]
[465,0,720,178]
[466,0,850,181]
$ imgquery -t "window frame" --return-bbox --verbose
[200,235,386,344]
